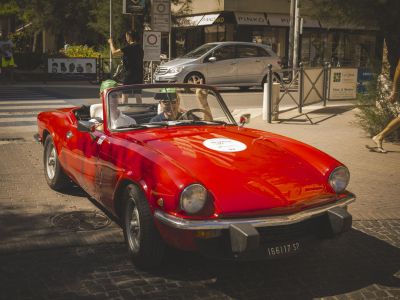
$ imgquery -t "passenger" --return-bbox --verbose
[99,80,136,129]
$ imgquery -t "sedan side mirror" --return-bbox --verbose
[239,114,251,127]
[77,120,97,132]
[208,56,217,63]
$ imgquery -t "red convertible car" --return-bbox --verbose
[37,83,355,269]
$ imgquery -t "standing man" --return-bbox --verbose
[108,31,144,103]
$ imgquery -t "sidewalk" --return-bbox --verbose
[248,103,400,221]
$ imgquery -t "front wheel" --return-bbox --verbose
[184,72,205,84]
[123,184,165,269]
[43,135,71,191]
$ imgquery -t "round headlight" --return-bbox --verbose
[180,184,208,215]
[329,166,350,193]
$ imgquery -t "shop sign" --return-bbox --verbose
[175,15,204,27]
[267,14,290,26]
[151,0,170,32]
[48,58,96,74]
[198,14,220,26]
[235,12,268,25]
[123,0,145,14]
[329,68,358,100]
[143,31,161,61]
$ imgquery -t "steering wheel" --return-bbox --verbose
[177,108,212,121]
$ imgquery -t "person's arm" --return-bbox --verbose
[108,38,122,55]
[390,59,400,102]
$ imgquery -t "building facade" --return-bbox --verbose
[170,0,382,68]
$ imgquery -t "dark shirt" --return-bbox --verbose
[150,113,168,123]
[121,43,144,84]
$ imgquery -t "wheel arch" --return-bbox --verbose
[113,178,147,222]
[184,71,206,83]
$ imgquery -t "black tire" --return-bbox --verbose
[43,135,71,191]
[184,72,205,84]
[122,184,165,269]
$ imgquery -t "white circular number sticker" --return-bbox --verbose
[203,138,247,153]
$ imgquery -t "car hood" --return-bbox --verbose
[128,126,341,216]
[161,58,198,68]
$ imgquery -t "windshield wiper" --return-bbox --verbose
[115,124,152,130]
[174,120,228,126]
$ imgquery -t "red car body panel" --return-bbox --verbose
[37,88,352,253]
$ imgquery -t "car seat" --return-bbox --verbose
[90,103,103,120]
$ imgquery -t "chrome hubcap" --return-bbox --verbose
[188,75,203,84]
[128,200,141,252]
[47,146,56,179]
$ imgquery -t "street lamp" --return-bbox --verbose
[109,0,113,71]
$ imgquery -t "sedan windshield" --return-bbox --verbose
[182,44,217,58]
[106,85,236,131]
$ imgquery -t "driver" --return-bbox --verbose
[150,88,187,122]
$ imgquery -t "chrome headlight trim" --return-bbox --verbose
[180,183,208,215]
[167,66,184,74]
[329,166,350,193]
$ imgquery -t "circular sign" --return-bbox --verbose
[203,138,247,153]
[146,34,158,45]
[156,3,166,13]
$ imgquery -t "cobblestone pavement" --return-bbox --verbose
[0,112,400,299]
[0,220,399,300]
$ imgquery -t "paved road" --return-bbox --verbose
[0,84,400,299]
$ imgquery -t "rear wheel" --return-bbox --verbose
[184,72,205,84]
[123,184,165,269]
[43,135,71,191]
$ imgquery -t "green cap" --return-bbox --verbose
[100,79,118,93]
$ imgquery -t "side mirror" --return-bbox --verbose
[208,56,217,63]
[77,120,96,132]
[239,114,251,127]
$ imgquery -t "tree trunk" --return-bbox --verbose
[385,32,400,80]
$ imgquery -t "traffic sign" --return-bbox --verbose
[123,0,145,14]
[143,31,161,61]
[151,0,171,32]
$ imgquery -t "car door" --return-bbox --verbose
[205,45,237,85]
[62,125,103,198]
[236,45,270,85]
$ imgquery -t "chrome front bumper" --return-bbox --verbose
[154,194,355,230]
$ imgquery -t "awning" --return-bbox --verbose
[267,14,320,28]
[235,12,268,25]
[174,15,204,27]
[198,14,220,26]
[174,13,222,27]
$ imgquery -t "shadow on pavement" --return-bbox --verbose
[0,224,399,299]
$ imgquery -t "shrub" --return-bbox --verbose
[63,45,101,58]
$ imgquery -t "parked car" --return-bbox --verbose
[37,83,355,269]
[154,42,282,90]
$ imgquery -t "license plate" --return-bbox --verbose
[266,241,301,257]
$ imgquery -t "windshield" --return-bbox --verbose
[182,44,217,58]
[106,85,236,131]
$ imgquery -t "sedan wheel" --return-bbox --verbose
[123,184,165,269]
[184,73,205,84]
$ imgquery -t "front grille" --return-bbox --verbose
[155,66,169,75]
[257,215,327,245]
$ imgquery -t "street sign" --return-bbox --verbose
[143,31,161,61]
[151,0,171,32]
[123,0,145,14]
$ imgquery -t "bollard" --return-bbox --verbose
[271,83,280,121]
[263,64,273,123]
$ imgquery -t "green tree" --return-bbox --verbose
[306,0,400,78]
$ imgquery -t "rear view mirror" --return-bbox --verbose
[208,56,217,63]
[239,114,251,126]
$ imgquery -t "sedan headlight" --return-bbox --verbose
[180,184,208,215]
[329,166,350,193]
[167,66,184,74]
